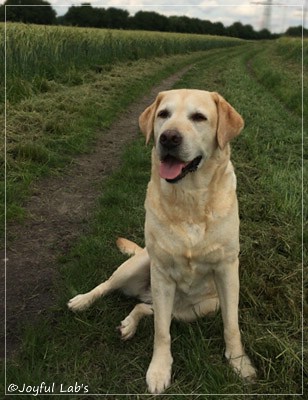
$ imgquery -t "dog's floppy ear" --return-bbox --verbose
[211,92,244,150]
[139,93,162,144]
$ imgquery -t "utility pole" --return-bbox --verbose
[262,0,272,31]
[251,0,273,31]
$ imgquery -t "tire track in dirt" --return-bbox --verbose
[1,65,192,358]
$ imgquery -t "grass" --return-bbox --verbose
[4,39,304,396]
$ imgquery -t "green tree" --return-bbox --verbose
[168,15,192,33]
[285,25,307,37]
[242,24,257,40]
[228,21,264,39]
[257,28,272,40]
[62,6,129,29]
[212,22,226,36]
[63,4,102,27]
[2,0,56,25]
[104,7,129,29]
[131,11,168,32]
[227,21,244,38]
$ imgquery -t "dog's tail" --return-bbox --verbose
[116,237,144,257]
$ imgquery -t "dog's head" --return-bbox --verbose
[139,89,244,183]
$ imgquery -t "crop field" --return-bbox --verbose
[2,23,306,397]
[0,23,242,104]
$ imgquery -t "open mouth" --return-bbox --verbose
[159,155,202,183]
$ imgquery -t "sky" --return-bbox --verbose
[1,0,307,33]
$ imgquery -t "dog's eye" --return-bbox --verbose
[157,109,170,119]
[190,112,207,122]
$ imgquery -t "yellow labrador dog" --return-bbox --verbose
[68,89,256,393]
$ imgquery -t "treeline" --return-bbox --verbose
[1,0,307,40]
[59,6,275,40]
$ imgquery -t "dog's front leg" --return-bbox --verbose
[146,263,176,394]
[214,258,256,380]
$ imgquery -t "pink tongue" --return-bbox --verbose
[159,158,188,180]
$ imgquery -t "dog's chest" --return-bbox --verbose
[169,252,214,295]
[181,222,206,248]
[168,217,223,258]
[148,217,224,283]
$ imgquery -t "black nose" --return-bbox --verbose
[159,130,182,150]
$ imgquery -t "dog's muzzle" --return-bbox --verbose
[158,130,202,184]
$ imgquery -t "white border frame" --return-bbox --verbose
[3,3,305,397]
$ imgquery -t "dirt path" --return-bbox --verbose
[1,66,192,358]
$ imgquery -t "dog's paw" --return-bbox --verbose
[67,293,93,311]
[229,354,257,381]
[146,357,172,394]
[117,316,137,340]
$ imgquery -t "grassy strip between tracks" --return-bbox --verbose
[248,37,306,117]
[4,42,304,397]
